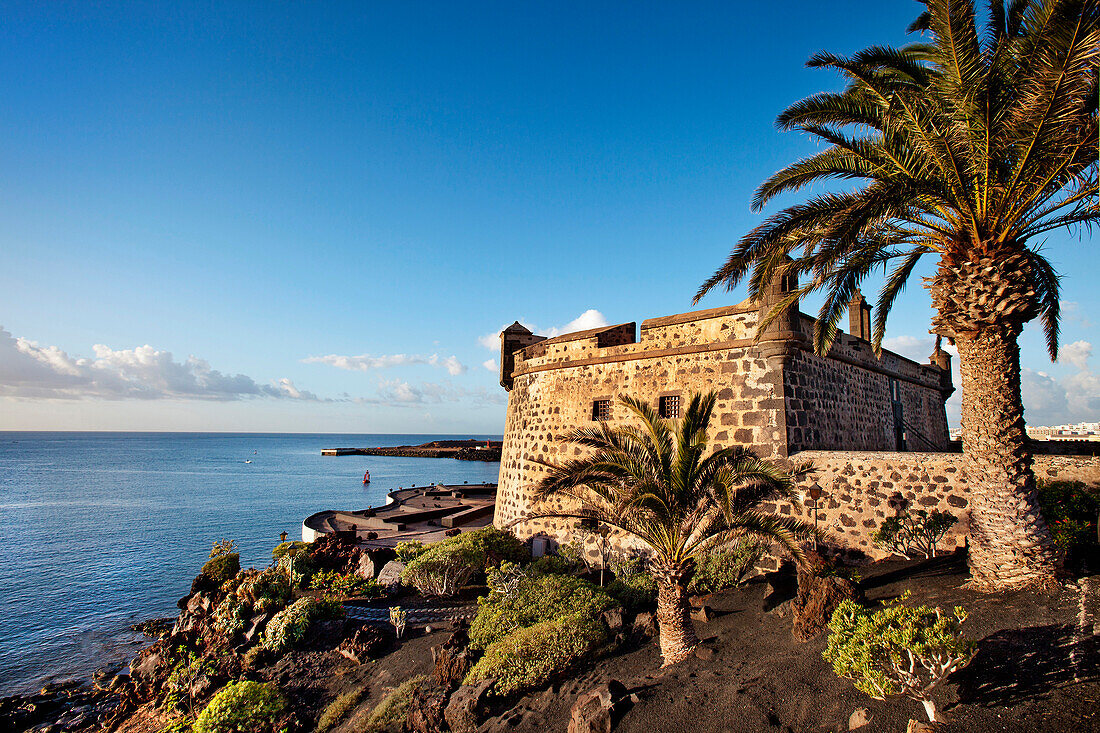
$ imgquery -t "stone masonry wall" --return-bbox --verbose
[495,305,785,549]
[783,316,951,453]
[774,450,1100,564]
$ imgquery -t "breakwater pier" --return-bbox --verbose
[321,438,502,461]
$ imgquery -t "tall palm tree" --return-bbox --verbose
[516,392,812,666]
[696,0,1098,589]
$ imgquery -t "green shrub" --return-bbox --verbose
[401,527,529,597]
[261,596,344,653]
[464,613,608,697]
[192,680,288,733]
[1038,480,1100,549]
[309,570,385,599]
[213,570,292,637]
[823,594,976,722]
[358,675,426,733]
[394,541,427,563]
[606,573,657,615]
[469,572,617,650]
[209,539,238,559]
[528,553,583,576]
[277,550,315,589]
[201,554,240,585]
[688,537,767,595]
[315,686,367,733]
[272,541,309,561]
[872,496,957,559]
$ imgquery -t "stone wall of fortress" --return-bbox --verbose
[494,298,960,555]
[770,451,1100,567]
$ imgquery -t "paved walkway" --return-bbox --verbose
[343,604,477,625]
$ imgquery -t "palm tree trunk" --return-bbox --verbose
[651,563,698,666]
[954,328,1059,589]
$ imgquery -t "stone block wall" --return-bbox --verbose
[776,450,1100,562]
[496,305,785,544]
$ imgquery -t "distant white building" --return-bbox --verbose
[1026,422,1100,441]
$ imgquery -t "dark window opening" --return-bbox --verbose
[592,399,611,421]
[658,395,682,419]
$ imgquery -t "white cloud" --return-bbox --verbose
[303,352,467,376]
[0,327,320,402]
[543,309,610,337]
[482,359,497,372]
[478,309,611,349]
[1064,302,1093,329]
[1058,340,1092,370]
[362,378,507,407]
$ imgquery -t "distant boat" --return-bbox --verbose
[362,470,371,484]
[245,460,252,464]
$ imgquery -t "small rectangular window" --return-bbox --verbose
[592,399,611,421]
[658,395,681,419]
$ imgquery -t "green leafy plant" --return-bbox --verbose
[277,550,314,589]
[357,675,426,733]
[308,570,385,599]
[823,594,976,722]
[163,647,215,715]
[261,596,344,654]
[523,392,810,665]
[388,606,408,639]
[209,539,238,559]
[272,541,309,561]
[394,541,427,563]
[315,686,368,733]
[192,680,289,733]
[469,572,617,650]
[688,537,768,595]
[201,553,240,585]
[872,500,957,560]
[213,570,292,638]
[1038,480,1100,549]
[464,613,609,697]
[400,527,529,597]
[528,552,584,576]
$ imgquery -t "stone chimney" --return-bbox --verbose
[499,322,546,391]
[848,290,872,341]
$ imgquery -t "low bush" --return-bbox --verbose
[1038,480,1100,549]
[872,495,957,559]
[192,680,288,733]
[309,570,385,599]
[261,596,344,654]
[315,686,368,733]
[277,550,315,589]
[464,613,609,697]
[209,539,238,559]
[272,541,309,561]
[469,571,617,650]
[213,569,292,637]
[358,675,427,733]
[606,573,657,615]
[394,541,427,563]
[401,527,529,596]
[823,593,976,723]
[688,537,767,595]
[201,554,240,585]
[528,553,584,576]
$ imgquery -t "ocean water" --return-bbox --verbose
[0,432,502,696]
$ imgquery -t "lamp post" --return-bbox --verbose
[808,483,824,552]
[279,531,288,543]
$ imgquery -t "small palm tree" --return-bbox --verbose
[696,0,1098,589]
[516,392,813,666]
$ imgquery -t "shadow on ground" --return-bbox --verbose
[952,622,1100,707]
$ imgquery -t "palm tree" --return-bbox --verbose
[696,0,1098,590]
[515,392,812,666]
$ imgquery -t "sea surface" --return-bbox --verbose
[0,432,502,696]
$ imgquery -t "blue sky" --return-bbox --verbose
[1,1,1096,433]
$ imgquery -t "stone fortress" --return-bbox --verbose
[492,274,1100,563]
